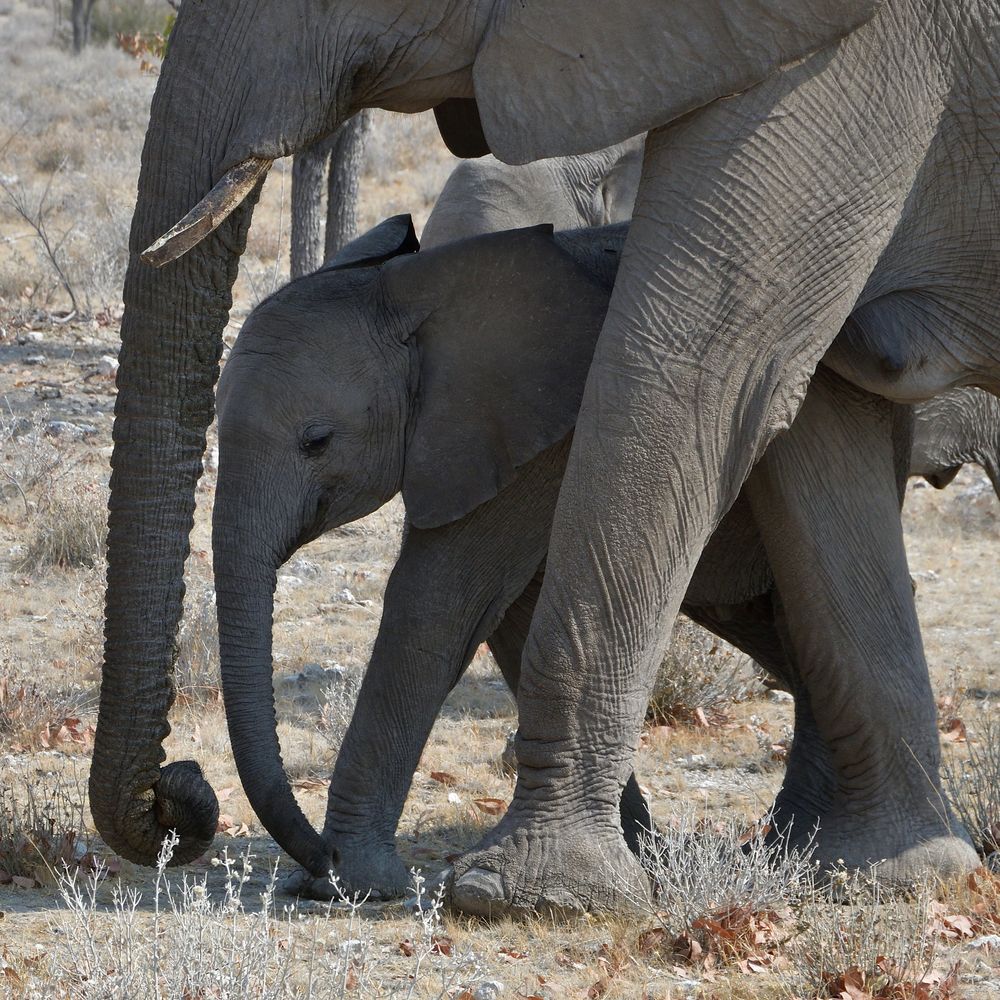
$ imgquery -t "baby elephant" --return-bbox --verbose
[911,387,1000,497]
[214,214,975,903]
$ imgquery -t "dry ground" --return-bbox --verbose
[1,1,999,997]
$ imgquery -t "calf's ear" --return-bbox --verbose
[322,214,419,270]
[473,0,882,162]
[392,225,610,529]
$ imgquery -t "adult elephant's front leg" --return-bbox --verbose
[746,369,977,880]
[450,47,932,917]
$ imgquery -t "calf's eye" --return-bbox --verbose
[300,427,333,457]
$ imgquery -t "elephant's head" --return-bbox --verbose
[95,0,882,865]
[211,216,614,872]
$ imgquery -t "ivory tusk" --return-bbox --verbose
[141,157,272,267]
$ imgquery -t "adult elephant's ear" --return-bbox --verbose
[390,225,609,529]
[474,0,883,162]
[433,100,491,158]
[322,214,419,270]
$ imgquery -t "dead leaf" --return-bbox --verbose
[941,718,967,742]
[398,939,415,957]
[431,935,452,956]
[430,771,458,787]
[474,797,507,816]
[498,946,528,961]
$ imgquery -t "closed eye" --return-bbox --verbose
[300,427,333,457]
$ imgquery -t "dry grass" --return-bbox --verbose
[648,616,758,727]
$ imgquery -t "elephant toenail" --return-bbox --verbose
[450,867,506,917]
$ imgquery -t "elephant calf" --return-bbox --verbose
[911,387,1000,498]
[214,214,976,902]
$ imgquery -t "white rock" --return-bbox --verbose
[97,354,119,377]
[467,981,505,1000]
[336,587,356,603]
[278,574,304,588]
[767,689,794,704]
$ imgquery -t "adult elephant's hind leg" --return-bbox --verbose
[487,568,656,858]
[746,368,977,882]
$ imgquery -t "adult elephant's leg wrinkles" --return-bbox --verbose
[449,27,945,917]
[746,369,976,878]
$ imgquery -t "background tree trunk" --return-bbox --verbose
[71,0,97,54]
[290,111,372,278]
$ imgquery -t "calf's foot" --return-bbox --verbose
[280,837,411,901]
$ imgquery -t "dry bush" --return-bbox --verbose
[0,403,63,509]
[316,668,362,752]
[6,836,480,999]
[627,806,817,952]
[88,0,176,45]
[780,868,946,1000]
[174,572,222,703]
[0,642,90,751]
[942,711,1000,858]
[648,615,757,726]
[0,771,95,886]
[15,477,108,572]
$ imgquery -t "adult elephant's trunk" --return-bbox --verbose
[90,7,268,866]
[212,513,331,877]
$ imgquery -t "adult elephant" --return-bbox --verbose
[94,0,997,911]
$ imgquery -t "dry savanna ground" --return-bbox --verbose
[1,1,999,997]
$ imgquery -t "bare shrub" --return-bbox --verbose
[0,771,94,885]
[174,573,221,702]
[0,403,62,510]
[780,868,943,1000]
[628,806,818,947]
[942,711,1000,858]
[316,668,362,752]
[648,615,756,726]
[15,478,107,572]
[0,642,90,751]
[10,836,478,999]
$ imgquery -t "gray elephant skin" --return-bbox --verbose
[911,388,1000,497]
[98,0,998,917]
[212,215,972,903]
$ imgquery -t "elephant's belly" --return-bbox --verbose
[824,288,1000,403]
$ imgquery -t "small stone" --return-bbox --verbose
[467,981,505,1000]
[278,574,304,588]
[97,354,119,377]
[338,938,366,956]
[336,587,356,604]
[24,354,46,366]
[34,385,61,400]
[45,420,98,439]
[767,689,794,704]
[289,556,322,578]
[16,331,44,345]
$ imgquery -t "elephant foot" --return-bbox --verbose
[768,803,978,887]
[449,813,648,918]
[280,840,411,901]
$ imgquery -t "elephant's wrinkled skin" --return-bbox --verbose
[213,217,973,901]
[99,0,997,911]
[911,389,1000,498]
